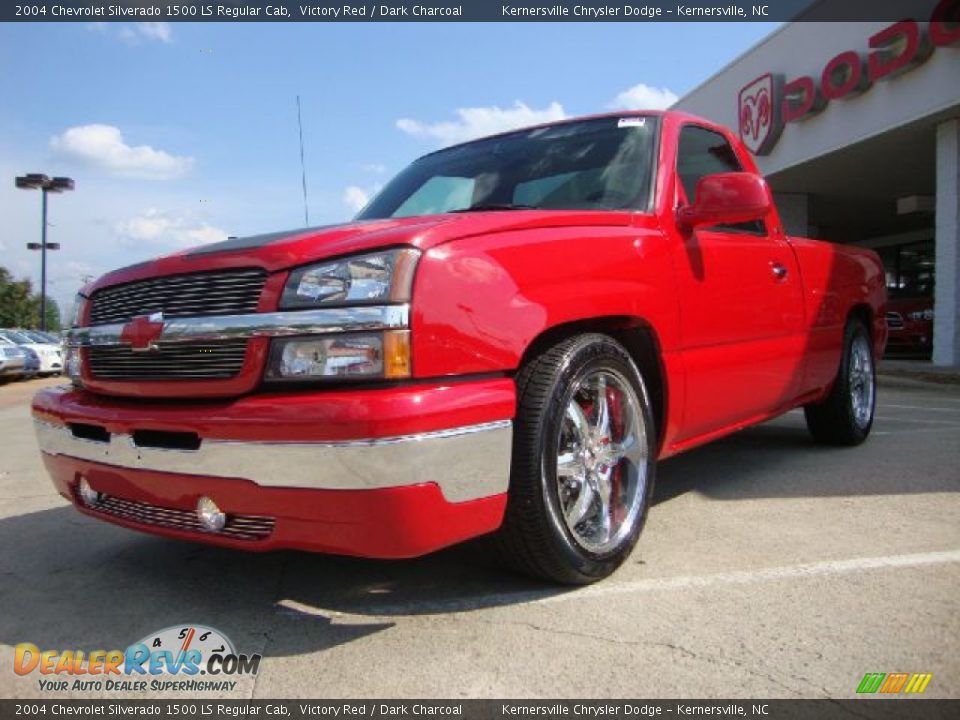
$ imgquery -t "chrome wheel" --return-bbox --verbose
[849,334,875,429]
[555,369,648,554]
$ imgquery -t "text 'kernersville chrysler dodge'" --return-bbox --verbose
[33,111,886,583]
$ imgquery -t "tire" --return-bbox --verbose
[804,318,876,446]
[496,333,657,584]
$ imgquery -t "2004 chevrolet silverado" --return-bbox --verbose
[32,111,886,584]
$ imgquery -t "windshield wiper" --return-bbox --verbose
[449,203,536,213]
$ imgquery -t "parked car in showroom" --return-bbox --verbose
[0,329,62,376]
[0,341,27,382]
[32,110,886,584]
[885,296,934,357]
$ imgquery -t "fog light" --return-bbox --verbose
[196,496,226,532]
[78,477,100,506]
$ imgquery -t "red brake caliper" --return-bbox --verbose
[606,385,626,525]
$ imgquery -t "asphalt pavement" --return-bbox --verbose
[0,376,957,699]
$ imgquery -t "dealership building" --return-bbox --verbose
[674,0,960,366]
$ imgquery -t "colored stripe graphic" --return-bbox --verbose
[857,672,932,694]
[857,673,885,694]
[904,673,933,694]
[880,673,910,693]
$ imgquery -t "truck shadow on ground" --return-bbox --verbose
[2,413,956,660]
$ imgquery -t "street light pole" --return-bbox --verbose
[40,187,48,331]
[15,173,74,331]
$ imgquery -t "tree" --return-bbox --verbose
[41,295,62,331]
[0,266,61,329]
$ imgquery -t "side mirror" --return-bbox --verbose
[676,172,771,230]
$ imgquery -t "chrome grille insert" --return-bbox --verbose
[88,340,248,380]
[886,312,904,329]
[91,493,275,541]
[90,268,266,325]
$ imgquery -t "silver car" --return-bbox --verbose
[0,341,26,381]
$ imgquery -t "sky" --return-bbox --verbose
[0,20,780,315]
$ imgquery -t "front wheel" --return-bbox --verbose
[804,318,876,446]
[497,334,656,584]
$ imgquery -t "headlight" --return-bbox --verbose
[69,293,88,328]
[264,331,411,381]
[280,248,420,309]
[907,309,934,321]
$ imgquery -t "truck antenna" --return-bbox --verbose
[296,95,310,226]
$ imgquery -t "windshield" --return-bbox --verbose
[357,116,659,220]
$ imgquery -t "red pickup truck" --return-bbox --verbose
[33,111,886,584]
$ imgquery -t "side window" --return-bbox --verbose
[393,176,475,217]
[676,125,766,235]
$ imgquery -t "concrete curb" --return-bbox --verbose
[877,373,960,390]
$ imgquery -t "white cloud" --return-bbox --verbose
[343,186,371,214]
[360,163,387,174]
[397,101,567,146]
[87,22,172,44]
[50,125,194,180]
[116,209,227,249]
[135,23,172,43]
[608,83,678,111]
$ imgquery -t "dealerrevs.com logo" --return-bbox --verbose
[14,624,261,693]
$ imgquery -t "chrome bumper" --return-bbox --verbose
[34,419,512,503]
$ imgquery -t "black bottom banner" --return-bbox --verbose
[0,700,957,720]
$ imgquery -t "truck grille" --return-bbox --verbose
[93,493,275,541]
[89,268,266,325]
[886,312,904,330]
[88,340,248,380]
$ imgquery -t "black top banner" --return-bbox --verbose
[2,0,956,23]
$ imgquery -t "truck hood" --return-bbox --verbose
[86,210,635,293]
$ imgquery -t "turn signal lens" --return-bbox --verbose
[383,330,411,379]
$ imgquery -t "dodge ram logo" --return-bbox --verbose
[737,73,783,156]
[120,312,165,352]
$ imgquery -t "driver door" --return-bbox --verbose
[671,125,804,442]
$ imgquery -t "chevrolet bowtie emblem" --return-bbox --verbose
[120,312,165,352]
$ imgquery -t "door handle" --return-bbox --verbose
[770,262,788,281]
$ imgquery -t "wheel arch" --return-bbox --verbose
[847,302,886,360]
[517,316,668,449]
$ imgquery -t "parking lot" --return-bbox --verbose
[0,375,957,699]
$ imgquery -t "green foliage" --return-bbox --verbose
[0,266,62,329]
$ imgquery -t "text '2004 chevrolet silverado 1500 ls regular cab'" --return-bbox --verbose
[33,111,886,584]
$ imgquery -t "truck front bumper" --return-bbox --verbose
[32,379,514,557]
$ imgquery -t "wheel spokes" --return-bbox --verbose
[594,468,613,543]
[593,374,610,443]
[565,400,591,445]
[554,368,649,554]
[565,481,595,526]
[557,451,584,479]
